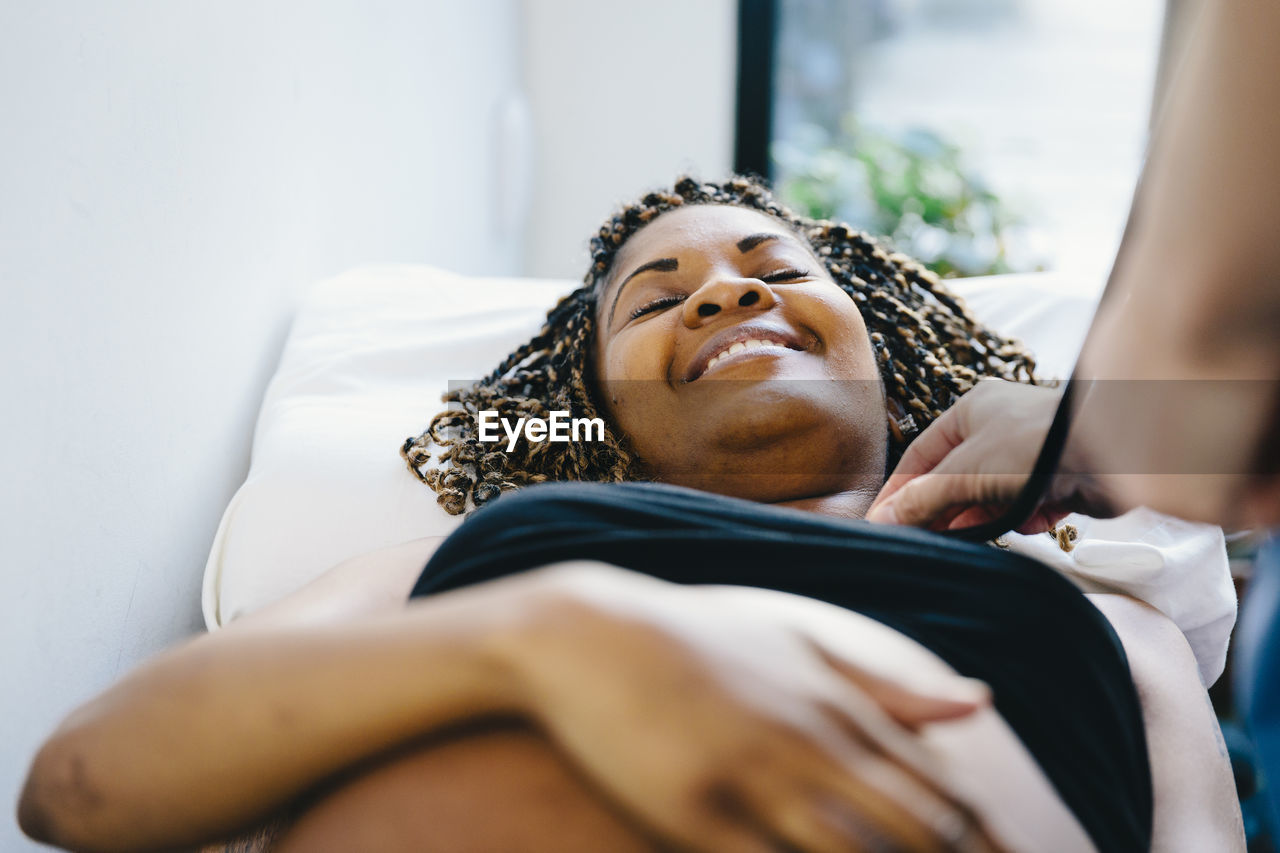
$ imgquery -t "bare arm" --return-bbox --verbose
[1088,593,1245,852]
[1071,1,1280,527]
[199,536,447,853]
[870,3,1280,532]
[18,567,538,852]
[20,561,993,853]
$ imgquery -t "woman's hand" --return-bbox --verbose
[499,561,1005,852]
[20,555,1000,853]
[867,380,1113,533]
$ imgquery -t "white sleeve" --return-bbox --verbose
[1000,507,1237,686]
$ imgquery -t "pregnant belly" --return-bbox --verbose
[276,586,1096,853]
[274,720,659,853]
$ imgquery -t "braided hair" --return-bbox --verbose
[402,175,1037,515]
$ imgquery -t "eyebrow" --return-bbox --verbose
[607,257,678,327]
[736,233,780,253]
[606,232,789,328]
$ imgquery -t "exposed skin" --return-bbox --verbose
[268,567,1096,853]
[868,1,1280,532]
[868,381,1097,533]
[594,204,888,516]
[20,207,1244,853]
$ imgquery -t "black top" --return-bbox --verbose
[411,481,1152,852]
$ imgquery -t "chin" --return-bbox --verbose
[697,380,881,451]
[613,378,888,503]
[651,428,884,506]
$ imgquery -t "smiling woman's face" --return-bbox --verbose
[593,204,888,508]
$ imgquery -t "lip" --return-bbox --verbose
[681,322,813,383]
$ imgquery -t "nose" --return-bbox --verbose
[681,276,777,327]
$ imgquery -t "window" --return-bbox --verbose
[739,0,1164,281]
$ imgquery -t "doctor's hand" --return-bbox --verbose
[505,561,1004,853]
[866,381,1113,533]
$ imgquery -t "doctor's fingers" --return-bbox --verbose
[872,407,971,514]
[867,436,1034,530]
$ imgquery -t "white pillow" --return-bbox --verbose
[199,265,1108,627]
[203,265,572,626]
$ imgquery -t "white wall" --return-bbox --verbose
[0,2,520,848]
[521,0,738,278]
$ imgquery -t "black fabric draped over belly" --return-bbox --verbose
[410,481,1153,852]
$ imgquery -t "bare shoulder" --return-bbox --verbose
[1085,593,1181,643]
[1086,593,1246,852]
[225,536,447,631]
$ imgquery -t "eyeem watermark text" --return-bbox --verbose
[477,410,605,451]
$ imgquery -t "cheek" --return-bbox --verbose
[597,325,670,383]
[594,327,670,437]
[814,298,880,380]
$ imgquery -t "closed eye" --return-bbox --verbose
[627,269,809,320]
[759,268,810,283]
[629,294,684,320]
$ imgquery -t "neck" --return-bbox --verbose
[772,486,879,521]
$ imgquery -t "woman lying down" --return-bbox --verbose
[20,177,1244,852]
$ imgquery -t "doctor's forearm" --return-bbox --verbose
[1071,2,1280,524]
[1100,1,1280,361]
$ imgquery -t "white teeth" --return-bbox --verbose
[700,338,789,377]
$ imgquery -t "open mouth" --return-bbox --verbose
[684,327,810,382]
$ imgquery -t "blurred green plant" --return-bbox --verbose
[773,121,1039,278]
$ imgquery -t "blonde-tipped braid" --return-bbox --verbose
[403,175,1036,514]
